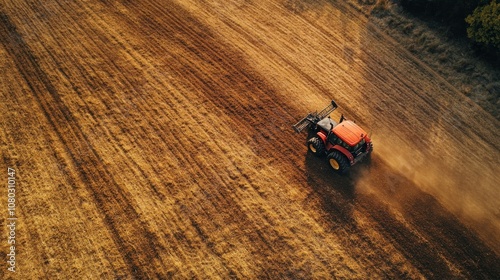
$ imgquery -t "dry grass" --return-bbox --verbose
[355,0,500,119]
[1,0,499,278]
[374,0,393,11]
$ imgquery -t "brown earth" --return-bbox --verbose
[0,0,499,278]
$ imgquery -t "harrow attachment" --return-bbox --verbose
[293,100,338,133]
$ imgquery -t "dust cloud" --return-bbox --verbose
[357,128,500,255]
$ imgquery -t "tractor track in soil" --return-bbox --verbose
[0,0,499,278]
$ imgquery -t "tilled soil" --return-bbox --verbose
[0,0,499,278]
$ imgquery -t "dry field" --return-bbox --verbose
[1,0,499,278]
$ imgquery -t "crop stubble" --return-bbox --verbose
[0,0,499,279]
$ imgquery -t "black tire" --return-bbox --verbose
[307,137,325,156]
[327,150,350,174]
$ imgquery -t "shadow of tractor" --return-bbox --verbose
[304,152,359,226]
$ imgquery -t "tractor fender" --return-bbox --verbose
[316,131,327,144]
[331,145,354,164]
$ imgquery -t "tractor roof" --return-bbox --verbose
[332,120,368,146]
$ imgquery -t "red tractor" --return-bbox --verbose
[293,100,373,173]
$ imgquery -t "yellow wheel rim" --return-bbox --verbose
[309,143,317,153]
[329,158,340,170]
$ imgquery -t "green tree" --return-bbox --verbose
[466,1,500,48]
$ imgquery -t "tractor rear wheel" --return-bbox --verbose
[307,137,325,156]
[327,150,350,174]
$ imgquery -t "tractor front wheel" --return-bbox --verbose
[307,137,325,156]
[327,150,350,174]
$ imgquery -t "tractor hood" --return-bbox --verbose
[332,120,368,146]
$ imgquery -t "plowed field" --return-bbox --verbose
[1,0,499,278]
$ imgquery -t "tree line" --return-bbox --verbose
[400,0,499,58]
